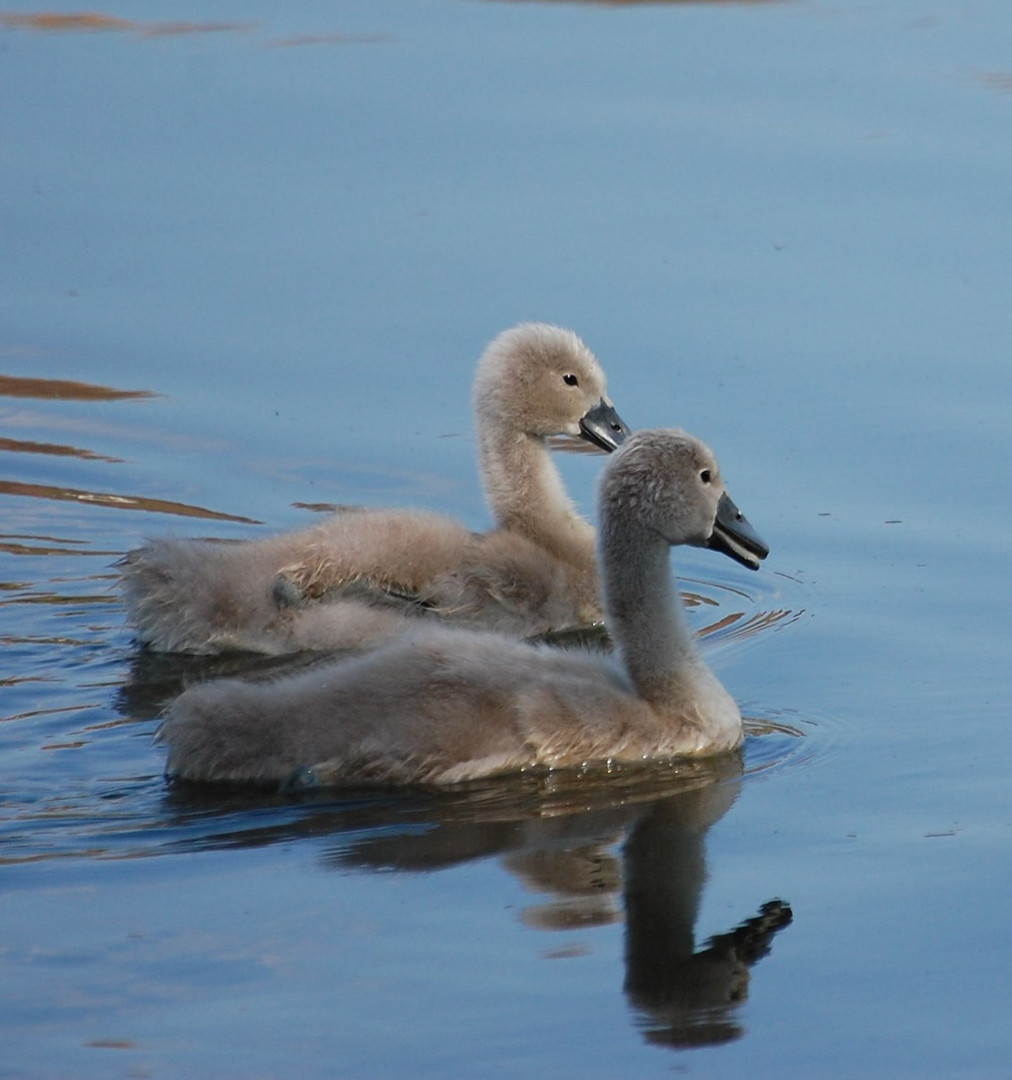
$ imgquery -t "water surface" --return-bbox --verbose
[2,1,1011,1077]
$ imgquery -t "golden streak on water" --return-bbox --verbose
[0,373,155,401]
[0,480,260,524]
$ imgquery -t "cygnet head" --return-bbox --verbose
[598,429,769,569]
[473,323,630,451]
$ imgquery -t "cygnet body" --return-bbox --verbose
[120,324,630,655]
[159,429,769,786]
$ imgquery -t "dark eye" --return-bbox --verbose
[563,373,579,387]
[700,469,712,484]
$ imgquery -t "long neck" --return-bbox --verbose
[477,421,596,574]
[599,520,702,707]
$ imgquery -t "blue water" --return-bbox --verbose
[2,2,1011,1077]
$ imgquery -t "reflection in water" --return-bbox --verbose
[622,795,791,1046]
[0,531,105,557]
[270,32,395,48]
[0,12,252,37]
[975,70,1012,93]
[0,436,123,463]
[160,758,792,1049]
[0,11,393,46]
[0,479,260,523]
[0,2,787,45]
[0,371,262,524]
[0,373,155,402]
[681,574,804,644]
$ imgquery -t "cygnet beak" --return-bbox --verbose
[707,491,769,570]
[579,399,632,452]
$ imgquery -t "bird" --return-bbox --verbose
[158,428,769,787]
[119,323,631,655]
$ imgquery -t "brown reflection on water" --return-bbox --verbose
[0,436,124,464]
[359,766,793,1048]
[0,480,260,524]
[219,758,792,1048]
[0,12,252,36]
[0,11,396,48]
[542,591,803,650]
[697,605,802,641]
[0,532,115,556]
[682,575,806,643]
[269,32,394,48]
[974,70,1012,93]
[0,373,155,402]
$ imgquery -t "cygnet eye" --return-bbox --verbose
[700,469,712,484]
[563,373,579,387]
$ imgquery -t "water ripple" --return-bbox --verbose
[0,707,819,868]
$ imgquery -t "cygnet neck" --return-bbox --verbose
[599,517,703,708]
[478,420,597,575]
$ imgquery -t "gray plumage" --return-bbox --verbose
[120,323,628,654]
[159,429,767,786]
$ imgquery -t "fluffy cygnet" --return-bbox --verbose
[159,428,769,787]
[120,323,630,655]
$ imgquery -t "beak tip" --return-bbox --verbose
[579,399,632,453]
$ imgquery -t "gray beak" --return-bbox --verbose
[707,491,769,571]
[579,399,632,452]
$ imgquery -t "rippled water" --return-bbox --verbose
[0,370,809,867]
[3,2,1011,1078]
